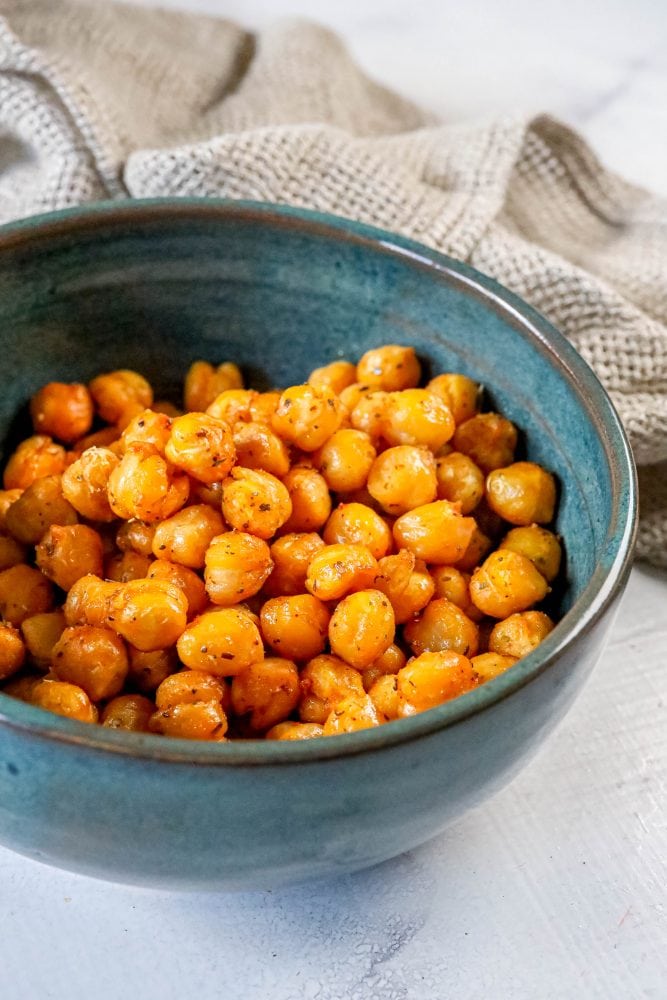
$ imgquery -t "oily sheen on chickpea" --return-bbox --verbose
[0,346,563,740]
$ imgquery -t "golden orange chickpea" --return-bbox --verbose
[151,504,224,568]
[165,412,236,484]
[177,607,264,676]
[116,519,157,556]
[372,549,415,602]
[71,426,121,454]
[128,645,178,693]
[204,531,273,606]
[328,588,395,670]
[338,382,370,413]
[430,565,482,621]
[264,532,325,597]
[367,445,437,515]
[63,575,119,628]
[260,594,330,662]
[312,429,376,493]
[455,525,493,572]
[149,700,228,740]
[232,421,290,478]
[120,409,173,456]
[61,447,119,522]
[35,524,104,591]
[471,652,518,682]
[349,391,389,443]
[486,461,556,526]
[0,564,53,626]
[323,502,392,559]
[153,401,182,419]
[4,474,78,545]
[155,670,226,710]
[426,373,480,425]
[397,651,478,715]
[323,694,382,734]
[105,550,153,583]
[221,467,292,539]
[393,500,476,564]
[470,550,549,618]
[107,447,189,522]
[266,721,324,741]
[107,578,187,651]
[0,622,26,680]
[298,654,365,724]
[184,360,243,412]
[20,611,66,669]
[453,412,518,472]
[0,533,26,571]
[231,658,300,731]
[368,674,401,720]
[499,525,562,582]
[248,391,282,425]
[308,360,357,395]
[435,452,485,514]
[356,345,421,391]
[361,643,407,692]
[381,389,455,452]
[0,489,23,528]
[101,694,155,731]
[30,382,94,443]
[30,679,98,723]
[206,388,258,426]
[51,625,128,701]
[3,435,67,490]
[3,674,41,702]
[404,597,480,658]
[89,369,153,428]
[390,565,436,624]
[148,560,208,619]
[305,543,378,601]
[489,610,555,658]
[280,467,331,533]
[271,384,343,451]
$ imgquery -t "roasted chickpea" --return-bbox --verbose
[305,543,377,601]
[155,670,226,710]
[453,413,517,472]
[471,652,518,682]
[120,409,173,456]
[393,500,476,564]
[356,345,421,391]
[107,447,189,522]
[397,651,478,715]
[147,560,208,619]
[3,675,41,702]
[298,654,365,723]
[470,550,549,618]
[184,360,243,412]
[204,531,273,606]
[390,565,436,624]
[61,447,119,522]
[151,504,224,568]
[0,622,26,680]
[308,360,357,395]
[101,694,155,731]
[328,589,395,670]
[266,721,324,741]
[3,435,66,490]
[323,502,392,559]
[271,384,343,452]
[128,646,178,693]
[499,525,562,582]
[248,391,282,425]
[0,534,26,571]
[206,388,258,426]
[381,389,455,452]
[372,549,415,602]
[427,373,479,425]
[4,474,77,545]
[149,701,228,740]
[349,391,389,443]
[486,462,556,525]
[323,694,382,734]
[231,658,300,731]
[221,467,292,538]
[0,489,23,528]
[89,369,153,428]
[35,524,104,591]
[435,452,485,513]
[0,564,53,626]
[338,382,370,413]
[107,578,187,651]
[404,598,479,658]
[153,401,182,419]
[264,532,325,597]
[51,625,128,701]
[488,610,555,658]
[177,608,264,676]
[30,679,98,723]
[368,674,401,720]
[115,518,156,556]
[20,611,66,669]
[165,412,236,484]
[312,429,376,493]
[30,382,94,442]
[71,426,121,454]
[260,594,330,661]
[280,467,331,533]
[455,525,493,572]
[232,421,290,478]
[367,445,437,515]
[64,575,119,627]
[430,565,481,621]
[361,643,407,692]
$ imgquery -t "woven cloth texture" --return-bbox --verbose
[0,0,664,563]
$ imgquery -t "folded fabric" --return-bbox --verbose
[0,0,665,562]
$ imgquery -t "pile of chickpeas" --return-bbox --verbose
[0,345,562,741]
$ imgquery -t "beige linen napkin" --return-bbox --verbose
[0,0,665,563]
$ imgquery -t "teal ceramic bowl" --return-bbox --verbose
[0,201,636,890]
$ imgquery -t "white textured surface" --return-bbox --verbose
[2,3,667,998]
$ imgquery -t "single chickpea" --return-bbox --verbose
[206,388,258,426]
[453,413,517,472]
[338,382,370,413]
[471,652,518,682]
[120,409,173,456]
[308,360,357,395]
[248,391,282,425]
[61,447,119,522]
[266,721,324,741]
[127,645,178,693]
[499,525,562,582]
[51,625,128,701]
[204,531,273,606]
[0,622,26,680]
[328,589,395,670]
[30,679,98,723]
[368,674,401,720]
[367,445,437,515]
[323,502,392,559]
[71,427,121,454]
[426,373,480,425]
[361,643,407,692]
[298,654,365,723]
[221,467,292,539]
[322,694,382,735]
[148,560,208,619]
[0,534,27,571]
[89,369,153,428]
[271,384,343,452]
[101,694,155,731]
[155,670,226,710]
[149,701,228,740]
[305,543,378,601]
[356,345,421,391]
[64,575,119,627]
[430,566,482,621]
[486,462,556,525]
[20,611,66,669]
[3,435,66,490]
[280,467,331,533]
[231,658,300,731]
[107,447,189,522]
[106,578,187,651]
[177,607,264,676]
[264,532,325,597]
[0,489,23,529]
[4,475,78,545]
[489,610,555,658]
[116,519,156,557]
[372,549,415,603]
[404,597,480,658]
[397,651,478,715]
[349,391,389,443]
[389,565,436,624]
[153,401,182,419]
[435,452,485,513]
[455,525,493,572]
[260,594,331,661]
[165,412,236,484]
[151,504,224,568]
[35,524,104,591]
[393,500,476,564]
[312,429,376,493]
[30,382,94,443]
[470,550,549,618]
[233,421,290,478]
[184,360,243,412]
[381,389,455,452]
[0,564,54,626]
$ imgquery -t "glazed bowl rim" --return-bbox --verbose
[0,198,638,765]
